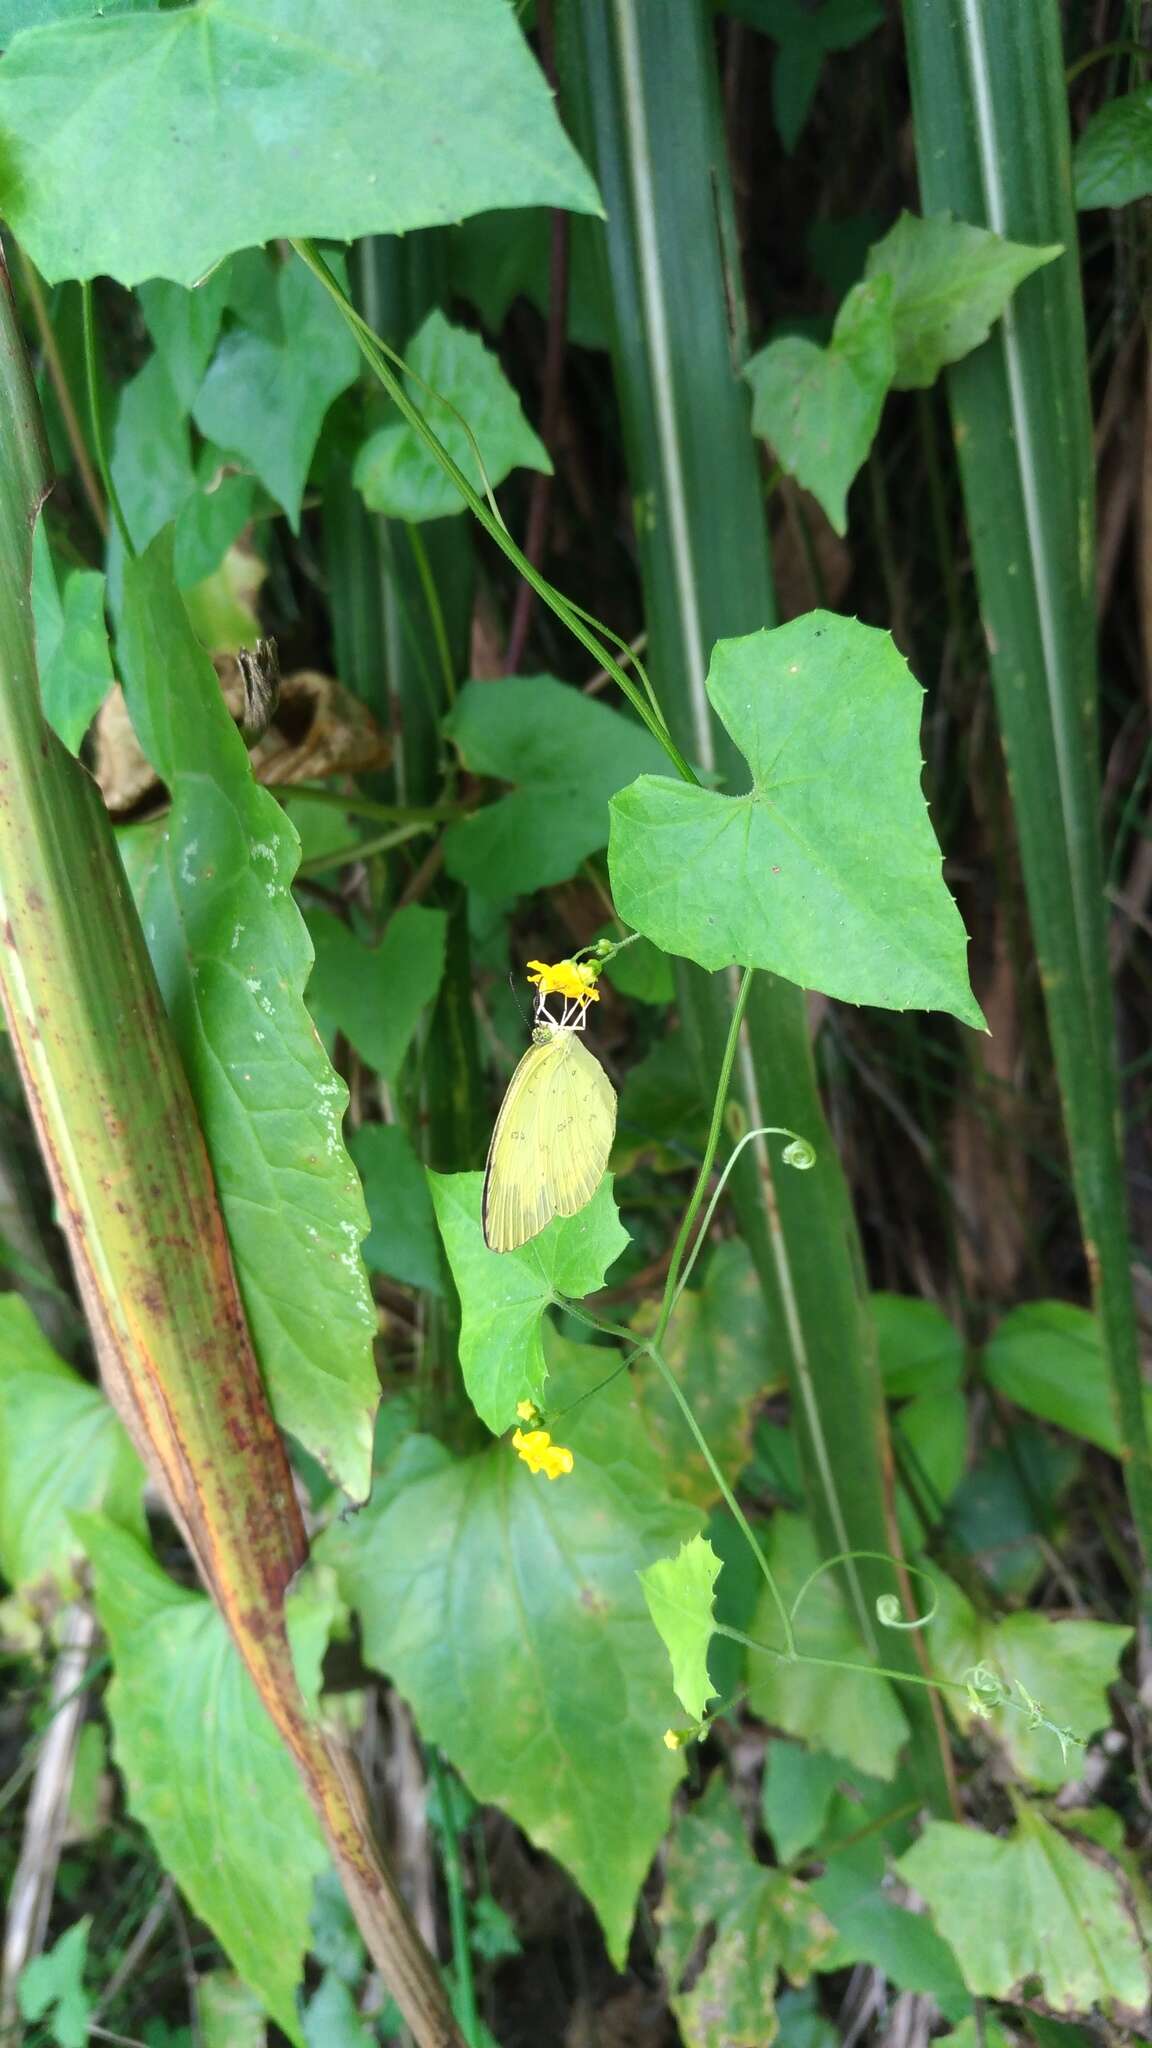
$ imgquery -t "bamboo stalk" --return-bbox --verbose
[561,0,955,1810]
[0,252,463,2048]
[902,0,1152,1595]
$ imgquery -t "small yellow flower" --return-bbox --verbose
[526,958,601,1005]
[512,1426,575,1481]
[663,1728,683,1751]
[516,1398,541,1425]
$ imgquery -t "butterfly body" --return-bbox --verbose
[482,1020,617,1253]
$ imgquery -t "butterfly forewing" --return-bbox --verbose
[482,1027,617,1252]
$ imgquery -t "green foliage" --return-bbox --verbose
[639,1532,722,1721]
[117,531,378,1497]
[193,256,360,531]
[354,310,550,523]
[745,1514,909,1778]
[0,0,602,285]
[871,1292,964,1397]
[427,1169,627,1432]
[138,271,232,413]
[632,1241,776,1507]
[1073,89,1152,208]
[610,614,983,1026]
[0,1294,143,1596]
[349,1125,443,1295]
[725,0,883,152]
[863,212,1061,389]
[809,1848,969,2017]
[18,1917,92,2048]
[306,904,447,1086]
[197,1974,267,2048]
[745,277,895,534]
[31,518,113,751]
[899,1805,1149,2013]
[982,1299,1151,1454]
[925,1566,1130,1786]
[320,1343,697,1966]
[760,1740,848,1864]
[442,675,667,898]
[77,1517,329,2044]
[658,1775,835,2048]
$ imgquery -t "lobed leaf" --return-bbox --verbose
[864,211,1061,390]
[306,904,447,1087]
[320,1344,697,1966]
[639,1533,722,1722]
[117,530,378,1498]
[609,613,984,1027]
[427,1169,628,1432]
[0,0,603,285]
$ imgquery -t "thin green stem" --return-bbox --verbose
[295,820,431,877]
[406,522,456,705]
[671,1122,813,1309]
[1065,37,1147,82]
[80,282,132,556]
[281,787,461,826]
[652,965,754,1348]
[646,1341,795,1659]
[289,238,697,786]
[427,1748,478,2046]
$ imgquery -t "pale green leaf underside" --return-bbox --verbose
[609,613,984,1027]
[899,1807,1148,2013]
[427,1170,628,1432]
[325,1352,696,1965]
[0,0,602,285]
[354,310,551,525]
[117,531,377,1499]
[639,1533,721,1722]
[78,1518,327,2045]
[0,1296,144,1596]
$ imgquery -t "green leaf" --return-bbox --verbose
[898,1805,1148,2014]
[110,352,196,555]
[305,905,447,1087]
[924,1566,1130,1788]
[18,1919,92,2048]
[864,212,1061,390]
[138,268,233,413]
[946,1425,1079,1601]
[745,1514,910,1780]
[594,928,674,1005]
[77,1517,328,2045]
[658,1775,835,2048]
[872,1291,964,1396]
[982,1300,1151,1455]
[172,445,265,590]
[893,1386,967,1546]
[808,1849,969,2016]
[441,676,668,898]
[354,311,551,524]
[609,614,983,1027]
[0,1294,144,1596]
[320,1343,697,1966]
[632,1241,777,1507]
[426,1170,628,1432]
[760,1739,848,1864]
[31,518,114,751]
[744,277,895,533]
[194,258,360,531]
[117,530,377,1497]
[639,1533,721,1722]
[1073,89,1152,209]
[450,208,611,352]
[773,38,823,152]
[0,0,602,286]
[303,1975,374,2048]
[348,1125,443,1296]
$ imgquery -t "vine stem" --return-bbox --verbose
[289,237,696,786]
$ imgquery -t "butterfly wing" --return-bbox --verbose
[547,1033,617,1222]
[482,1030,617,1253]
[483,1033,569,1253]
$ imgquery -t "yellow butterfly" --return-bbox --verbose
[482,959,617,1254]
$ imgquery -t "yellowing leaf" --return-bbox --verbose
[639,1534,722,1722]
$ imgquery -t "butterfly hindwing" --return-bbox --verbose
[482,1028,617,1252]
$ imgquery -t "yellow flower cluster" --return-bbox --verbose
[512,1426,574,1481]
[526,958,601,1004]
